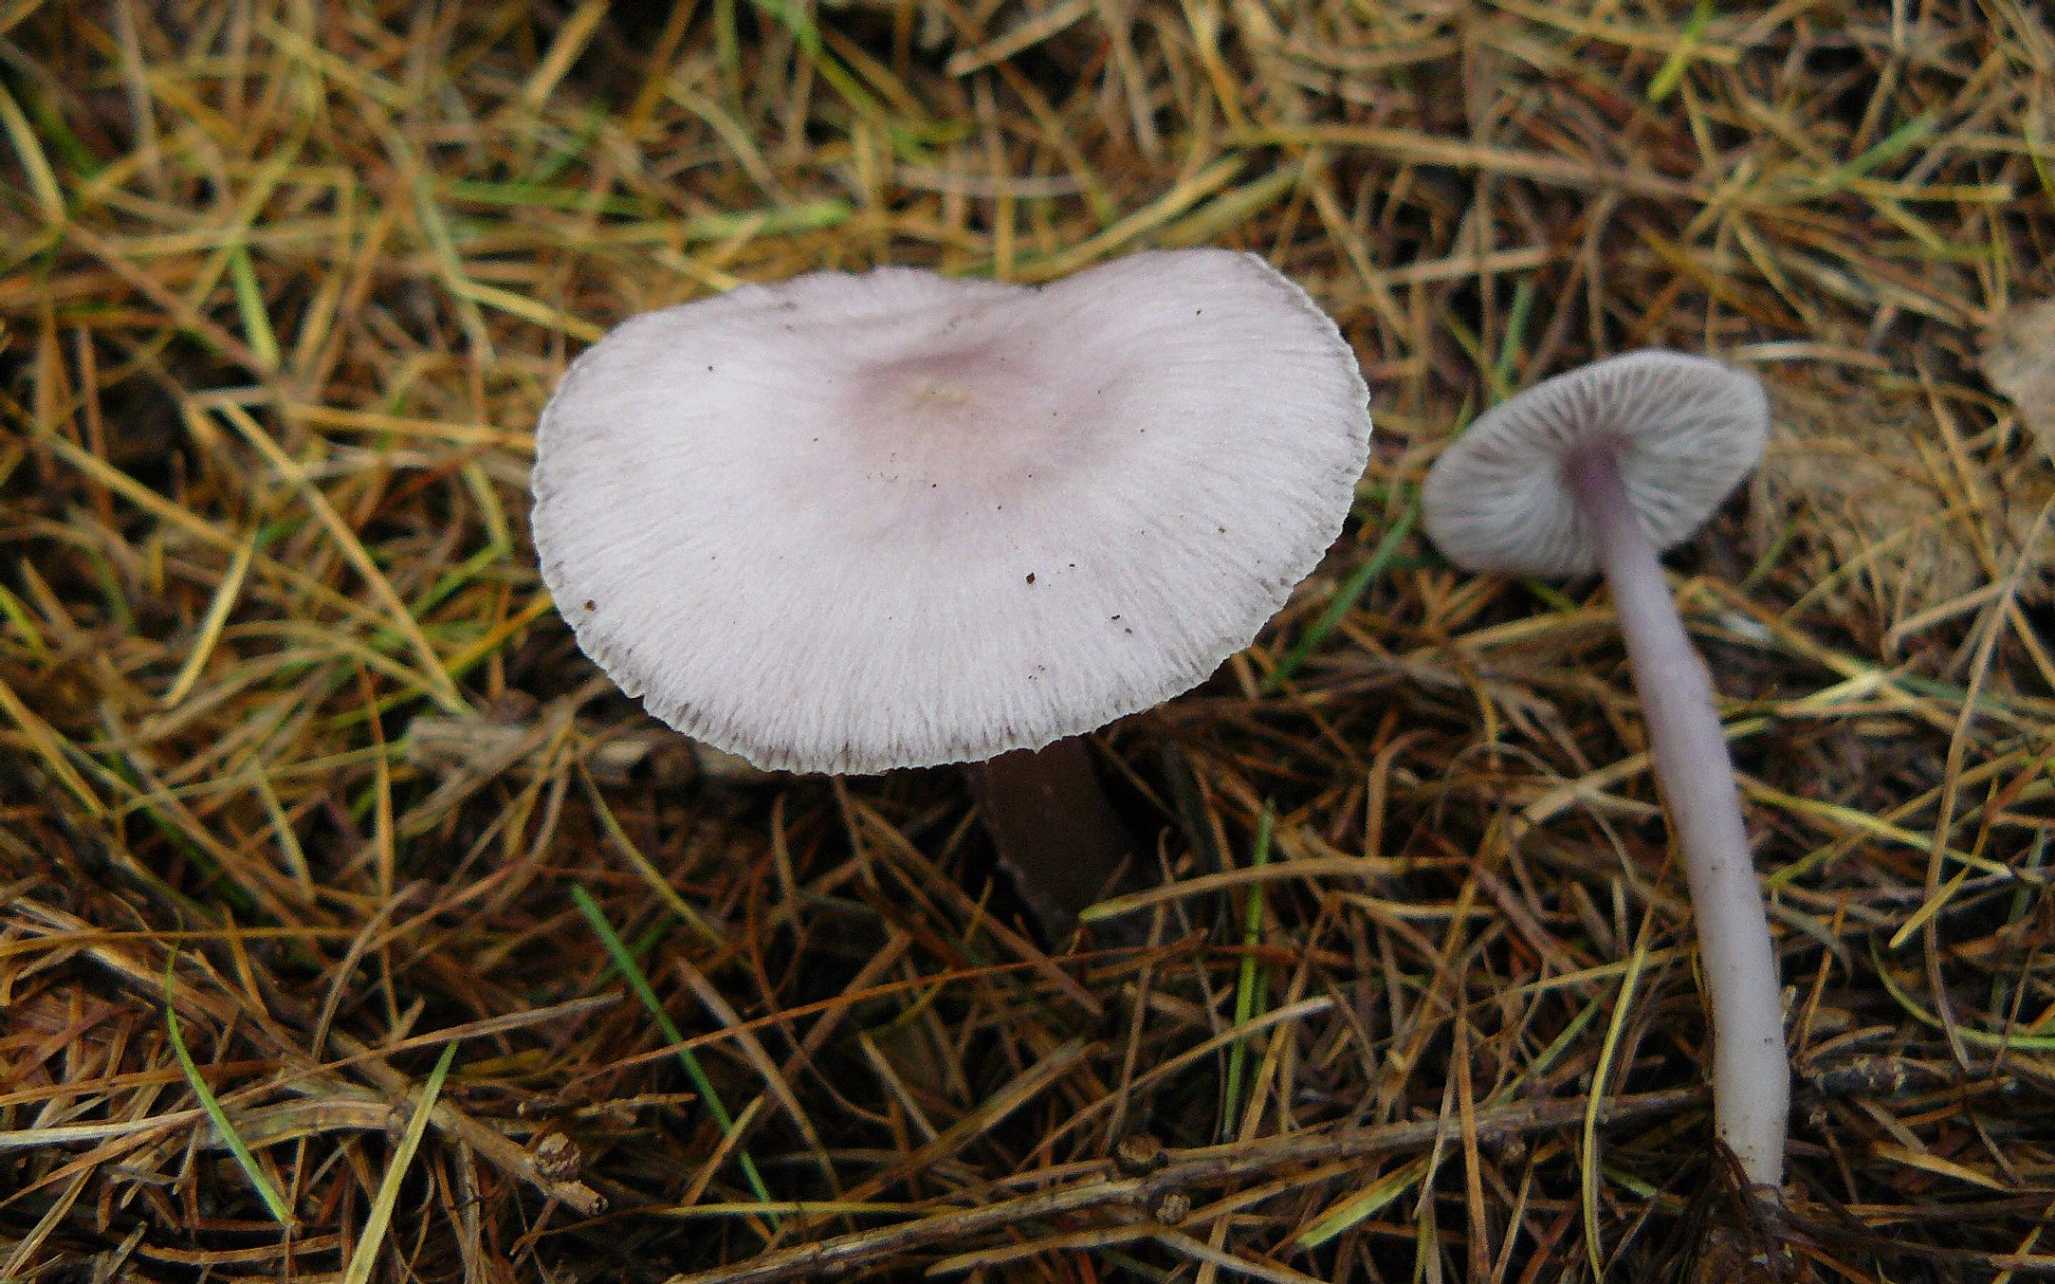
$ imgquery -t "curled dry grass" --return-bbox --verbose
[2,2,2053,1280]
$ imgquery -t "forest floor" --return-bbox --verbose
[2,2,2053,1281]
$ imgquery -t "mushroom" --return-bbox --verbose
[1420,350,1785,1194]
[532,249,1371,931]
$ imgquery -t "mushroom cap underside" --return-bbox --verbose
[1421,349,1769,579]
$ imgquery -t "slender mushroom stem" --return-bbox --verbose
[970,738,1135,938]
[1566,445,1788,1194]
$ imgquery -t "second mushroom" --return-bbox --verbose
[1421,350,1787,1197]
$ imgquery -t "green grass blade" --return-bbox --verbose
[227,245,280,370]
[1296,1156,1429,1248]
[1818,113,1938,190]
[1493,277,1537,390]
[1645,0,1714,103]
[1265,500,1418,691]
[571,884,775,1212]
[163,953,296,1227]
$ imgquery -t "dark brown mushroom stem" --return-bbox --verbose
[1565,443,1787,1195]
[969,738,1135,936]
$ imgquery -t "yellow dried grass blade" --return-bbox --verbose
[339,1041,458,1284]
[211,401,466,712]
[447,276,603,342]
[0,81,62,221]
[162,530,256,707]
[1887,863,1974,951]
[577,765,725,946]
[518,0,609,111]
[0,673,102,815]
[1582,934,1651,1281]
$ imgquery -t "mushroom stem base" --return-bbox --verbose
[971,738,1135,939]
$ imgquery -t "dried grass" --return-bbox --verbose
[2,2,2053,1281]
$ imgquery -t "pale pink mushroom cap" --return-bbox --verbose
[531,249,1371,774]
[1423,351,1768,579]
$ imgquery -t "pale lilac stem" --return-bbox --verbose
[1567,447,1788,1193]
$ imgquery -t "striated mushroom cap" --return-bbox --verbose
[532,249,1372,774]
[1422,350,1768,579]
